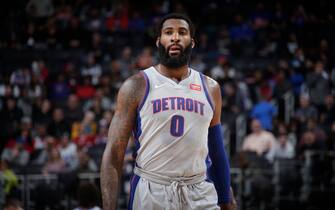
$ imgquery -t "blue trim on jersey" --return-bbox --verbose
[200,73,214,112]
[138,71,150,111]
[128,174,140,210]
[132,111,142,160]
[132,71,147,160]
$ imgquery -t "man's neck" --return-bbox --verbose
[156,64,190,82]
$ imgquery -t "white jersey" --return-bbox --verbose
[133,66,214,177]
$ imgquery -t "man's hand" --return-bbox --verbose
[220,187,237,210]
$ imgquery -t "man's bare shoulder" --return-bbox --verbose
[203,75,220,94]
[118,72,147,106]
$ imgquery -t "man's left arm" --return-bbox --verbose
[205,76,237,210]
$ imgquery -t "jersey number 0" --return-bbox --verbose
[170,115,184,137]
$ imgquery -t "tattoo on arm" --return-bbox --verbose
[100,73,146,210]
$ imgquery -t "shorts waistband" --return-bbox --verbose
[133,166,205,186]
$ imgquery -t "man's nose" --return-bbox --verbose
[171,32,180,42]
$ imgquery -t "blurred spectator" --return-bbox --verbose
[136,47,154,69]
[30,123,48,163]
[35,145,64,210]
[14,117,34,154]
[83,88,112,113]
[32,98,52,125]
[268,128,295,162]
[10,68,31,86]
[65,17,86,49]
[319,94,335,133]
[17,88,33,117]
[3,198,23,210]
[242,119,276,161]
[63,94,83,126]
[75,149,98,173]
[290,48,305,70]
[223,82,245,113]
[304,119,326,142]
[273,70,291,100]
[306,60,331,108]
[277,122,297,148]
[245,69,263,104]
[108,60,123,90]
[59,133,78,171]
[298,130,323,159]
[76,76,96,100]
[42,147,65,175]
[21,21,39,49]
[216,27,231,56]
[229,14,254,42]
[48,73,70,105]
[81,53,102,85]
[210,55,236,83]
[71,111,97,148]
[31,136,55,165]
[197,33,210,55]
[250,92,277,131]
[0,160,19,199]
[291,4,308,28]
[88,97,104,123]
[62,62,79,90]
[95,110,113,145]
[95,121,108,146]
[294,93,318,129]
[250,2,270,29]
[47,108,70,139]
[105,5,129,32]
[0,98,23,149]
[272,69,290,123]
[26,0,54,18]
[221,82,245,149]
[118,46,134,79]
[190,55,207,73]
[236,76,253,111]
[288,66,304,97]
[73,181,101,210]
[31,60,49,82]
[1,140,30,168]
[129,11,146,33]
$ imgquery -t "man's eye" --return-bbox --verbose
[165,31,173,35]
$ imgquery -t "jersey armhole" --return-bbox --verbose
[200,73,214,112]
[137,71,150,111]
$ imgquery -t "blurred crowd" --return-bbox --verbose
[0,0,335,209]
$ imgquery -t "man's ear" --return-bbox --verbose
[191,38,195,48]
[156,38,160,48]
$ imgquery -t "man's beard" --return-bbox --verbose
[158,42,192,69]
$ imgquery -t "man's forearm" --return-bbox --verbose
[101,152,121,210]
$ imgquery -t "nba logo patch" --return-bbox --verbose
[190,84,201,91]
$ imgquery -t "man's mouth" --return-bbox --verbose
[168,45,182,55]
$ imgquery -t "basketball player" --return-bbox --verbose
[101,13,236,210]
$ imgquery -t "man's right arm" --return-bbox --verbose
[100,73,146,210]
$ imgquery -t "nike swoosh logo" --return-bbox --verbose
[155,83,166,88]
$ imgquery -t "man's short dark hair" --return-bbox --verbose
[156,13,195,38]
